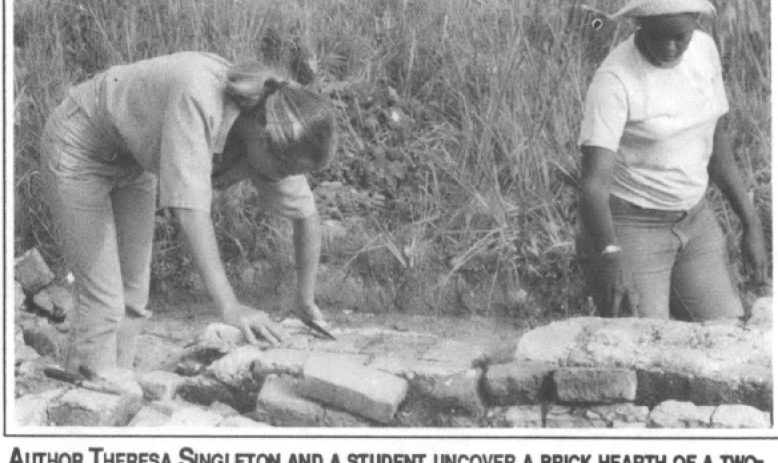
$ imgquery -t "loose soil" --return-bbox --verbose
[142,293,529,362]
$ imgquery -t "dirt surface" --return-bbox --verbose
[143,294,527,356]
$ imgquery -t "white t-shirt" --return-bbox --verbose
[578,30,729,210]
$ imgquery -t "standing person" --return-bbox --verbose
[40,51,337,374]
[577,0,768,321]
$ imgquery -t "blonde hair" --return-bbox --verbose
[226,61,337,171]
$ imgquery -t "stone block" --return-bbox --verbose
[553,368,637,403]
[138,370,186,401]
[21,320,64,358]
[15,388,66,426]
[218,415,272,427]
[167,408,225,426]
[648,400,714,428]
[545,405,609,428]
[493,405,544,428]
[15,248,55,294]
[298,356,408,424]
[48,389,143,426]
[254,374,325,426]
[128,406,172,427]
[710,404,771,429]
[411,368,484,415]
[484,361,555,405]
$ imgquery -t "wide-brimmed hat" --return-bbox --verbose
[582,0,716,21]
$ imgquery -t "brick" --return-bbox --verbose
[254,374,325,426]
[710,404,771,429]
[128,406,171,427]
[218,415,272,427]
[553,368,637,403]
[484,361,555,405]
[648,400,714,428]
[138,370,186,401]
[298,356,408,424]
[48,388,143,426]
[15,388,67,426]
[636,368,692,407]
[168,408,225,426]
[545,405,609,428]
[411,368,484,415]
[15,248,55,294]
[493,405,543,428]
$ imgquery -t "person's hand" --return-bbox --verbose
[222,303,289,346]
[741,226,769,286]
[599,251,639,317]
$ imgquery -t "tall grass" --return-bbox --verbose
[14,0,771,317]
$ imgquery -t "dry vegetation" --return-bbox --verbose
[13,0,771,321]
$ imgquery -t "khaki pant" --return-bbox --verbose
[40,97,157,373]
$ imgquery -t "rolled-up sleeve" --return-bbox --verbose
[158,81,220,212]
[251,174,317,220]
[578,71,628,152]
[706,35,729,116]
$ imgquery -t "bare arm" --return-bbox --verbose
[292,211,325,321]
[579,145,637,316]
[708,117,768,284]
[580,146,619,253]
[173,207,288,344]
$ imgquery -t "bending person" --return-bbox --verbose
[577,0,767,321]
[41,52,337,374]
